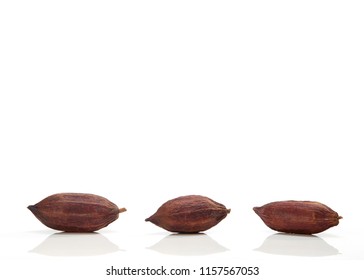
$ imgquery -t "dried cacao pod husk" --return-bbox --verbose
[145,195,230,233]
[28,193,126,232]
[253,200,342,234]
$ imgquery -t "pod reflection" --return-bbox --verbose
[30,232,120,256]
[148,233,228,256]
[255,233,339,257]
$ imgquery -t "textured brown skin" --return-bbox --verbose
[28,193,126,232]
[145,195,231,233]
[253,200,342,234]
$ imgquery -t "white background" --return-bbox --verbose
[1,1,364,279]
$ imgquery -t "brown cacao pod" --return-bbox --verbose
[28,193,126,232]
[145,195,230,233]
[253,200,342,234]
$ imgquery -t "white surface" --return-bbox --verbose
[1,1,364,279]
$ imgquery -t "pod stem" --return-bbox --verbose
[119,207,127,213]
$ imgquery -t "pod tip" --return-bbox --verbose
[119,207,127,213]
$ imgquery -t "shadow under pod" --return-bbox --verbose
[148,233,228,256]
[30,232,121,257]
[255,233,339,257]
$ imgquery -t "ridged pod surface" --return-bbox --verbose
[28,193,126,232]
[145,195,230,233]
[253,200,342,234]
